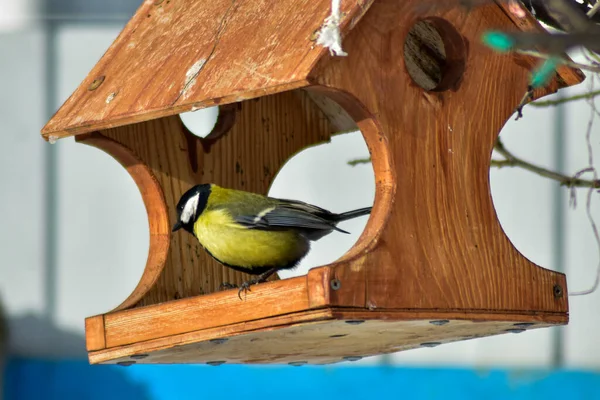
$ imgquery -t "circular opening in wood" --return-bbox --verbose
[403,18,466,92]
[180,104,238,146]
[269,128,375,280]
[265,88,392,286]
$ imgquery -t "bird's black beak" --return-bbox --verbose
[172,221,183,232]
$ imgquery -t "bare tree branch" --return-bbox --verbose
[493,138,600,189]
[530,89,600,106]
[515,50,600,73]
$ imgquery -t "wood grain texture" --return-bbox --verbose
[85,316,106,351]
[40,0,581,141]
[66,0,585,364]
[85,90,337,308]
[89,309,565,364]
[103,276,313,347]
[310,1,573,313]
[41,0,374,139]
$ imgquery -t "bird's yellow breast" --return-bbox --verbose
[193,208,308,269]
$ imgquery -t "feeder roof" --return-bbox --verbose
[41,0,584,140]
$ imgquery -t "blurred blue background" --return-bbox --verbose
[1,0,599,399]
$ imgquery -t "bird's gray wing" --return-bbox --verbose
[234,203,348,234]
[267,197,334,217]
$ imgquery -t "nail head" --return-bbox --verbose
[420,342,441,348]
[330,279,341,290]
[343,356,362,362]
[345,320,365,325]
[88,76,105,91]
[553,284,564,298]
[289,361,307,366]
[430,320,450,326]
[506,328,526,334]
[130,354,148,360]
[117,361,135,366]
[207,361,226,366]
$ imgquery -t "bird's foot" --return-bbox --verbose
[219,282,238,291]
[237,278,265,300]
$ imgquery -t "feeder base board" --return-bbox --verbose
[87,308,565,365]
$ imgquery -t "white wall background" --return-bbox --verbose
[0,11,599,369]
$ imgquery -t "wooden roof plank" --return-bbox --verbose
[41,0,373,139]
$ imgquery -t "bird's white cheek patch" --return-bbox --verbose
[181,193,199,223]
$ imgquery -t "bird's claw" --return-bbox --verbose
[218,281,257,300]
[237,279,263,300]
[220,278,267,300]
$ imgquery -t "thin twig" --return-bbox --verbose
[514,87,535,120]
[530,89,600,106]
[493,138,600,189]
[571,73,600,296]
[515,49,600,73]
[348,157,373,166]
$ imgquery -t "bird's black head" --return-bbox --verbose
[172,184,212,234]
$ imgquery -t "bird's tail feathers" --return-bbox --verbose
[335,207,372,223]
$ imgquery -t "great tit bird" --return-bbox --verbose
[172,183,372,298]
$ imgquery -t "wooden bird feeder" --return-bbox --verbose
[42,0,584,365]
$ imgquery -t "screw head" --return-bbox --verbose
[289,361,307,366]
[330,279,341,290]
[429,320,450,326]
[88,76,105,91]
[506,328,526,334]
[420,342,441,348]
[210,338,228,344]
[343,356,362,362]
[553,284,564,298]
[130,354,148,360]
[345,320,365,325]
[117,361,135,367]
[206,361,226,366]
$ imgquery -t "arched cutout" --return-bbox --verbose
[268,130,376,279]
[304,87,396,264]
[75,132,170,312]
[488,109,561,271]
[179,106,219,139]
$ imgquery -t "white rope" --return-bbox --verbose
[316,0,347,56]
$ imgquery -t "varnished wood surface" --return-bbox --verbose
[62,0,585,364]
[85,316,106,352]
[40,0,582,141]
[103,277,316,347]
[41,0,374,139]
[88,308,565,364]
[81,90,338,309]
[311,0,570,313]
